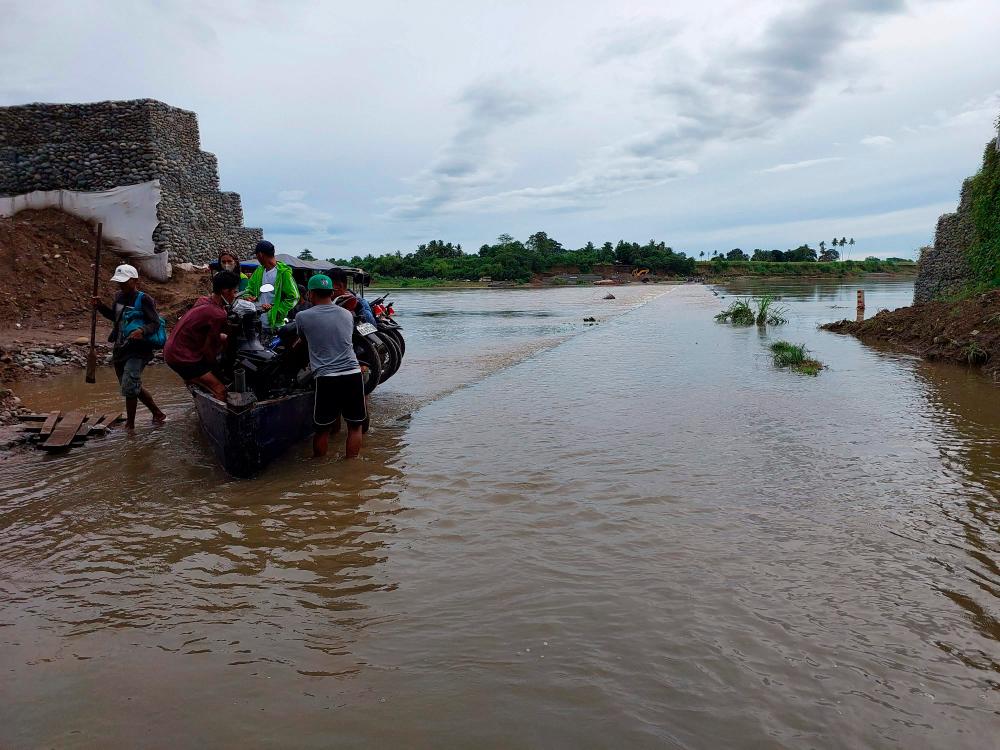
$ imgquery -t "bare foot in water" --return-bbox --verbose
[152,412,167,425]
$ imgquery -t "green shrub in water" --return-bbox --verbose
[770,341,823,376]
[754,295,788,326]
[715,298,756,325]
[715,296,788,326]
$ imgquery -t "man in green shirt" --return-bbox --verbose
[245,240,299,331]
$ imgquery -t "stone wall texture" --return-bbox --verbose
[914,135,998,303]
[0,99,262,263]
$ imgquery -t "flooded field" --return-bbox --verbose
[1,280,998,748]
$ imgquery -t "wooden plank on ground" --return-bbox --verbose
[75,416,95,438]
[91,412,123,431]
[39,412,61,437]
[41,411,86,450]
[19,413,51,423]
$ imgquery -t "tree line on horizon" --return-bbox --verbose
[705,237,856,263]
[319,232,696,282]
[294,232,902,281]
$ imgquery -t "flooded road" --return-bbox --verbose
[1,281,998,748]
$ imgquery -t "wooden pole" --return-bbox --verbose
[856,289,865,322]
[85,223,103,383]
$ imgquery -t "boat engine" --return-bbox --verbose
[222,302,302,402]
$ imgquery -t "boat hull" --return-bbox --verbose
[192,389,315,478]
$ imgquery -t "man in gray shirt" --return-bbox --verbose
[287,274,366,458]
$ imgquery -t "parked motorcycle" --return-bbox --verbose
[368,293,405,381]
[218,285,308,401]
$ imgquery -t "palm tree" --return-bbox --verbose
[819,241,826,253]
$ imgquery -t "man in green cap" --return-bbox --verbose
[283,273,365,459]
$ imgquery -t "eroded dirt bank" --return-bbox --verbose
[0,209,213,423]
[822,289,1000,380]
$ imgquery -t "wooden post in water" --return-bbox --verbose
[856,290,865,322]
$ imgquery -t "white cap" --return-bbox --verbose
[110,264,139,283]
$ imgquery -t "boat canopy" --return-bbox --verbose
[210,255,371,287]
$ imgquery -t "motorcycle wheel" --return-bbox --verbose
[353,334,383,395]
[383,326,405,359]
[376,331,401,381]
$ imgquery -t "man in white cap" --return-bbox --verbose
[93,264,166,429]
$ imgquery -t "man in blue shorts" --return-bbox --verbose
[285,274,366,458]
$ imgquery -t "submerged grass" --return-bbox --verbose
[770,341,823,376]
[754,295,788,326]
[715,295,788,326]
[715,298,756,325]
[963,341,990,365]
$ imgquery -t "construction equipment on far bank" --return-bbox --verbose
[632,268,651,282]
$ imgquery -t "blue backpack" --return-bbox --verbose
[121,291,167,348]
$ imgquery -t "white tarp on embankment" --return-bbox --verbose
[0,180,170,281]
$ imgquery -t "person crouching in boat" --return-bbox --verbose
[280,273,366,459]
[163,271,240,401]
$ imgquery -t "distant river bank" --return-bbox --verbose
[370,268,917,290]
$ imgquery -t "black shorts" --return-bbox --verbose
[167,359,212,381]
[314,372,366,429]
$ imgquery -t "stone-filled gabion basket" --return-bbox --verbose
[0,98,262,264]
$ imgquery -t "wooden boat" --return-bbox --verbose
[188,261,394,476]
[191,387,315,478]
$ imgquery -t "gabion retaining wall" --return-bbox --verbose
[914,135,999,303]
[0,99,262,263]
[914,178,976,304]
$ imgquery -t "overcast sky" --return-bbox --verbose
[3,0,998,259]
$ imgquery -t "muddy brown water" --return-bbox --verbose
[1,281,998,749]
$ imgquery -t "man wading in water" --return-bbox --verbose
[93,264,166,429]
[281,274,366,459]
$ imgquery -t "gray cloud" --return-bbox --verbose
[841,81,887,95]
[861,135,895,147]
[4,0,994,259]
[905,90,1000,132]
[385,77,547,220]
[591,18,679,64]
[262,190,341,238]
[760,156,845,174]
[452,154,698,213]
[640,0,913,152]
[389,0,917,220]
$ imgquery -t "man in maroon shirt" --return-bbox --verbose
[164,271,240,400]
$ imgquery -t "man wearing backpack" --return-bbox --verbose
[93,263,167,429]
